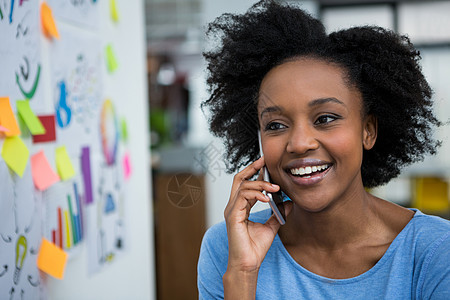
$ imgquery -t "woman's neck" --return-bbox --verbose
[279,188,381,250]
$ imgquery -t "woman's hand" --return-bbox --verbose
[223,156,293,299]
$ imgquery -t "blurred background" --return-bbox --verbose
[146,0,450,299]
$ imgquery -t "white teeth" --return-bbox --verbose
[290,164,329,176]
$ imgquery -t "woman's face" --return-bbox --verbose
[257,58,376,212]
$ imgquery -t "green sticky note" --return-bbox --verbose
[16,100,46,135]
[105,44,118,73]
[1,136,30,177]
[55,146,75,180]
[120,118,128,142]
[110,0,119,22]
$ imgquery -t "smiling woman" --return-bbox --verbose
[198,1,450,299]
[258,58,375,213]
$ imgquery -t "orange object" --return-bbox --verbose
[0,97,21,136]
[37,238,68,279]
[41,2,60,39]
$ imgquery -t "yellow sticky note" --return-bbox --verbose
[0,97,21,136]
[105,44,119,73]
[41,2,60,39]
[1,136,29,177]
[55,146,75,180]
[37,238,68,279]
[110,0,119,22]
[16,100,46,135]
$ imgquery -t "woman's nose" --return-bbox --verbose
[286,125,319,154]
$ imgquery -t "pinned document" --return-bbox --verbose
[0,97,21,136]
[55,146,75,180]
[32,115,57,143]
[123,152,132,180]
[105,44,119,73]
[31,151,60,190]
[41,2,60,39]
[120,118,128,142]
[37,238,68,279]
[16,100,46,135]
[1,136,29,177]
[110,0,120,22]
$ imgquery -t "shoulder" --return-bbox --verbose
[407,210,450,299]
[408,210,450,244]
[405,210,450,258]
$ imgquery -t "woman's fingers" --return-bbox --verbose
[265,201,293,232]
[226,157,279,216]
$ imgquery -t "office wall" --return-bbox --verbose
[0,0,155,299]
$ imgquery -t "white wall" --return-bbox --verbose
[46,1,155,299]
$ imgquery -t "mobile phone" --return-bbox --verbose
[258,131,286,225]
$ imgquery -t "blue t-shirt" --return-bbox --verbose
[198,209,450,299]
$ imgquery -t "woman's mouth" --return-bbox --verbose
[289,164,331,178]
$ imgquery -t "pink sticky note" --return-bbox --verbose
[31,150,60,190]
[123,152,132,180]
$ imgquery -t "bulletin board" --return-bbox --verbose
[0,1,154,299]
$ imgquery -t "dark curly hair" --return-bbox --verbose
[202,0,441,188]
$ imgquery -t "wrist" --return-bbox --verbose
[223,268,259,300]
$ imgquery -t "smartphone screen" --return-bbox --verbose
[258,131,286,225]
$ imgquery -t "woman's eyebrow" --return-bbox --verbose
[309,97,346,108]
[260,106,283,119]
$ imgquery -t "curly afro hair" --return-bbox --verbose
[202,0,441,188]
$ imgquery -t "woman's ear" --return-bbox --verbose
[363,115,377,150]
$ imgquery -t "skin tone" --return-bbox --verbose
[223,57,414,299]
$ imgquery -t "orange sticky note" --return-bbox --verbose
[0,125,10,133]
[41,2,59,39]
[0,97,21,136]
[37,238,68,279]
[1,136,29,177]
[31,150,60,190]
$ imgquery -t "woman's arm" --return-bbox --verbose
[222,157,292,299]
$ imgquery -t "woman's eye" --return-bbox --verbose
[265,122,286,131]
[315,115,338,125]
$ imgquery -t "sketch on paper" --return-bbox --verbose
[47,0,99,28]
[42,175,85,255]
[86,100,127,274]
[0,161,42,300]
[0,0,44,113]
[49,24,102,157]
